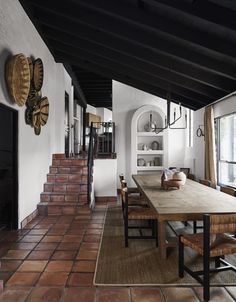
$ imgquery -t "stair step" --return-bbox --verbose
[49,166,88,175]
[52,154,87,160]
[38,202,90,216]
[41,192,87,203]
[52,159,87,167]
[44,183,87,193]
[47,174,87,183]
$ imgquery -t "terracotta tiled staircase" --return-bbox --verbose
[37,154,89,215]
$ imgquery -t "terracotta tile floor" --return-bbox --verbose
[0,203,235,301]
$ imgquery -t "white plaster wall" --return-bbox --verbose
[74,103,83,153]
[0,0,72,226]
[188,93,236,181]
[112,81,187,187]
[103,108,112,122]
[93,159,117,196]
[214,94,236,118]
[89,107,112,122]
[86,104,97,115]
[186,107,205,180]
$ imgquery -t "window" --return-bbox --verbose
[216,112,236,187]
[187,109,193,148]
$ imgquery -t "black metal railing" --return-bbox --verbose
[93,122,115,158]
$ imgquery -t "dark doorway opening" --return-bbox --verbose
[65,92,70,158]
[0,104,18,230]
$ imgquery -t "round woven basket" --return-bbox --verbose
[27,86,42,107]
[39,97,49,126]
[5,53,31,106]
[33,58,44,91]
[34,125,41,136]
[32,105,41,128]
[27,57,33,81]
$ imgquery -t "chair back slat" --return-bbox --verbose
[199,179,212,187]
[209,214,236,234]
[220,186,236,197]
[180,168,190,177]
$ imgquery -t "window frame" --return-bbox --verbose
[187,109,193,148]
[215,111,236,188]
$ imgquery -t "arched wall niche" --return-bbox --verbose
[131,105,168,181]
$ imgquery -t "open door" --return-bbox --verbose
[0,104,18,229]
[65,92,70,158]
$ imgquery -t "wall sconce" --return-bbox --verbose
[196,125,204,137]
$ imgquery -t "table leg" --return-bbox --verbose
[158,220,167,259]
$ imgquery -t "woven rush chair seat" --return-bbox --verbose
[179,213,236,301]
[128,207,158,220]
[181,233,236,257]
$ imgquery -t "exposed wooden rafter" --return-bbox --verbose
[19,0,236,110]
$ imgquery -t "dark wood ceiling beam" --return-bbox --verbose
[31,5,236,81]
[139,0,236,43]
[142,0,236,31]
[78,80,111,84]
[70,0,236,58]
[63,63,87,107]
[80,88,111,91]
[90,104,112,108]
[29,0,236,61]
[61,54,208,110]
[83,94,111,97]
[50,40,224,101]
[43,26,236,93]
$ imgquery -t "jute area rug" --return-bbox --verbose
[94,205,236,286]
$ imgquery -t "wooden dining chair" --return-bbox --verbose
[180,168,190,177]
[193,179,212,233]
[119,174,141,195]
[179,213,236,302]
[120,180,148,216]
[188,173,195,181]
[220,186,236,197]
[199,179,212,187]
[122,187,158,247]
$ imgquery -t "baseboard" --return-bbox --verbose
[21,208,39,229]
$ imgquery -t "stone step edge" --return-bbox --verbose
[51,159,88,167]
[44,182,87,186]
[50,165,87,169]
[52,154,87,160]
[38,202,88,206]
[47,173,88,177]
[49,172,88,176]
[41,192,87,196]
[37,202,90,215]
[52,157,87,161]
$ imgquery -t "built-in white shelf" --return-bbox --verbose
[137,150,164,155]
[137,166,163,171]
[137,132,163,137]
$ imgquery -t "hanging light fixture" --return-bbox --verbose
[150,87,187,134]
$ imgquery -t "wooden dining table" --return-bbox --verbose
[132,174,236,259]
